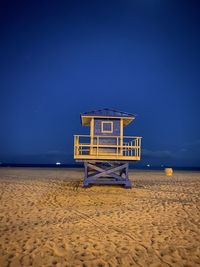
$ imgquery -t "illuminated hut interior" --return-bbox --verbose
[74,108,142,188]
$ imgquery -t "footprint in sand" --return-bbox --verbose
[45,240,71,257]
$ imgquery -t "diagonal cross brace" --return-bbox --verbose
[86,162,128,180]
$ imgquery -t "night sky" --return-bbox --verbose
[0,0,200,167]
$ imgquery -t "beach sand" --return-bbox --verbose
[0,168,200,267]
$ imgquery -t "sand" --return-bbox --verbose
[0,168,200,267]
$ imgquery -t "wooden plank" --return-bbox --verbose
[87,162,127,175]
[120,118,123,156]
[74,135,76,157]
[74,134,141,139]
[90,118,94,155]
[81,115,135,120]
[81,116,135,127]
[75,155,140,160]
[84,162,88,179]
[75,144,138,148]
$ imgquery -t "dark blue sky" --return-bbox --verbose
[0,0,200,166]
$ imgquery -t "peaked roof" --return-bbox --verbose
[81,108,136,126]
[81,108,135,118]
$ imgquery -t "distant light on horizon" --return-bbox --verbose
[147,164,150,167]
[56,162,61,165]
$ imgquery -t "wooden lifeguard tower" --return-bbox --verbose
[74,108,141,188]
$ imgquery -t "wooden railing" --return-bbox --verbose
[74,135,142,160]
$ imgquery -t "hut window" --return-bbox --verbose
[101,121,113,133]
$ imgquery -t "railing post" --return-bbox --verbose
[136,138,138,157]
[131,141,133,156]
[90,118,94,155]
[137,138,138,157]
[139,138,141,158]
[117,137,118,157]
[120,118,123,156]
[74,135,78,156]
[135,138,136,157]
[78,135,80,156]
[76,135,78,156]
[74,135,76,156]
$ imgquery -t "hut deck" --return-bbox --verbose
[74,135,141,161]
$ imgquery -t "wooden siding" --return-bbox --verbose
[94,119,120,136]
[93,119,120,154]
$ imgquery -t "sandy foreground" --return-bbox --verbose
[0,168,200,267]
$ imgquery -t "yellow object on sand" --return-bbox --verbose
[165,168,173,176]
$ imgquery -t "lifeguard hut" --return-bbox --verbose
[74,108,141,188]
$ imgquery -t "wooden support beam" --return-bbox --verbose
[120,118,123,155]
[83,161,131,188]
[90,118,94,155]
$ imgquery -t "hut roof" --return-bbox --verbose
[81,108,136,126]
